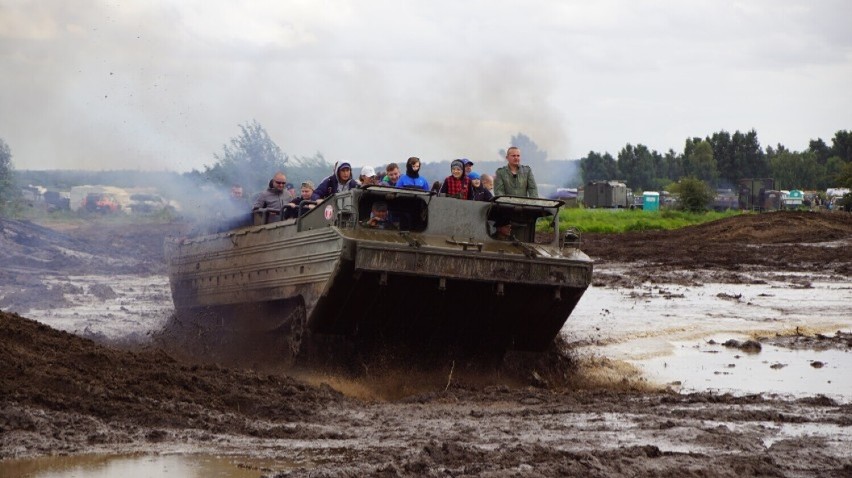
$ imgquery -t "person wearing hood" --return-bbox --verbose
[395,156,430,191]
[469,171,493,202]
[439,159,474,200]
[312,162,359,201]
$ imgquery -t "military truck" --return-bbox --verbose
[164,186,593,362]
[583,180,630,208]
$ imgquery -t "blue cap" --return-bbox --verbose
[468,171,481,180]
[460,158,473,166]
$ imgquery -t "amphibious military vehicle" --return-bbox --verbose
[164,186,593,362]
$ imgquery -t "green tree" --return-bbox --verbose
[286,153,334,188]
[202,120,288,193]
[732,129,769,179]
[0,138,20,216]
[661,149,684,182]
[580,151,617,182]
[671,176,714,213]
[825,156,848,188]
[707,131,734,183]
[769,151,824,190]
[617,143,656,191]
[684,140,718,185]
[808,138,832,165]
[831,130,852,163]
[835,161,852,188]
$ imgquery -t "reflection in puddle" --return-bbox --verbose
[569,272,851,402]
[1,454,266,478]
[637,338,852,402]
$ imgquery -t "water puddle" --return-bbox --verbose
[569,272,852,402]
[1,453,269,478]
[636,337,852,402]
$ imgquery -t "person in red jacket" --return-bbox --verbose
[439,159,474,200]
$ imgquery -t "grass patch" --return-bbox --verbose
[559,208,744,234]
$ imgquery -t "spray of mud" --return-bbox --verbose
[149,313,660,401]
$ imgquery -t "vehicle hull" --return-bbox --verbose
[165,188,593,359]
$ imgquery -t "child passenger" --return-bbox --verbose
[396,157,430,191]
[439,159,474,200]
[469,172,493,202]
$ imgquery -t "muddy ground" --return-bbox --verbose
[1,211,851,477]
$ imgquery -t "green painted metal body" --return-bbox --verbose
[165,186,593,354]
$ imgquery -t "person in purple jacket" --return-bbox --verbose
[311,162,359,201]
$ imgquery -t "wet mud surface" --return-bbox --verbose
[1,211,852,476]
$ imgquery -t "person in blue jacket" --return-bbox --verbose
[395,156,430,191]
[311,162,359,201]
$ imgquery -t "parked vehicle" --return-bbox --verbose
[129,193,168,215]
[583,180,629,208]
[83,192,121,213]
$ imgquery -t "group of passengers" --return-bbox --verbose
[250,146,538,222]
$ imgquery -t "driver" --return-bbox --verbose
[494,216,513,240]
[362,201,396,229]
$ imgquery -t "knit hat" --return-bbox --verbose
[450,159,464,171]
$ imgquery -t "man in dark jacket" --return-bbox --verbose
[253,172,289,211]
[311,162,359,201]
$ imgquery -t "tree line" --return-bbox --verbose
[580,129,852,192]
[2,124,851,217]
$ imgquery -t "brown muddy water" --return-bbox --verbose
[3,453,265,478]
[570,269,852,403]
[2,264,850,477]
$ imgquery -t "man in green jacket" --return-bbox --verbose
[494,146,538,197]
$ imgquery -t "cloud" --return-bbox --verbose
[0,0,850,171]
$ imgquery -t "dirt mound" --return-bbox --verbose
[0,310,345,456]
[0,217,188,279]
[656,210,852,244]
[583,211,852,273]
[0,218,189,314]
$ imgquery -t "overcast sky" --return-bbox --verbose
[1,0,850,172]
